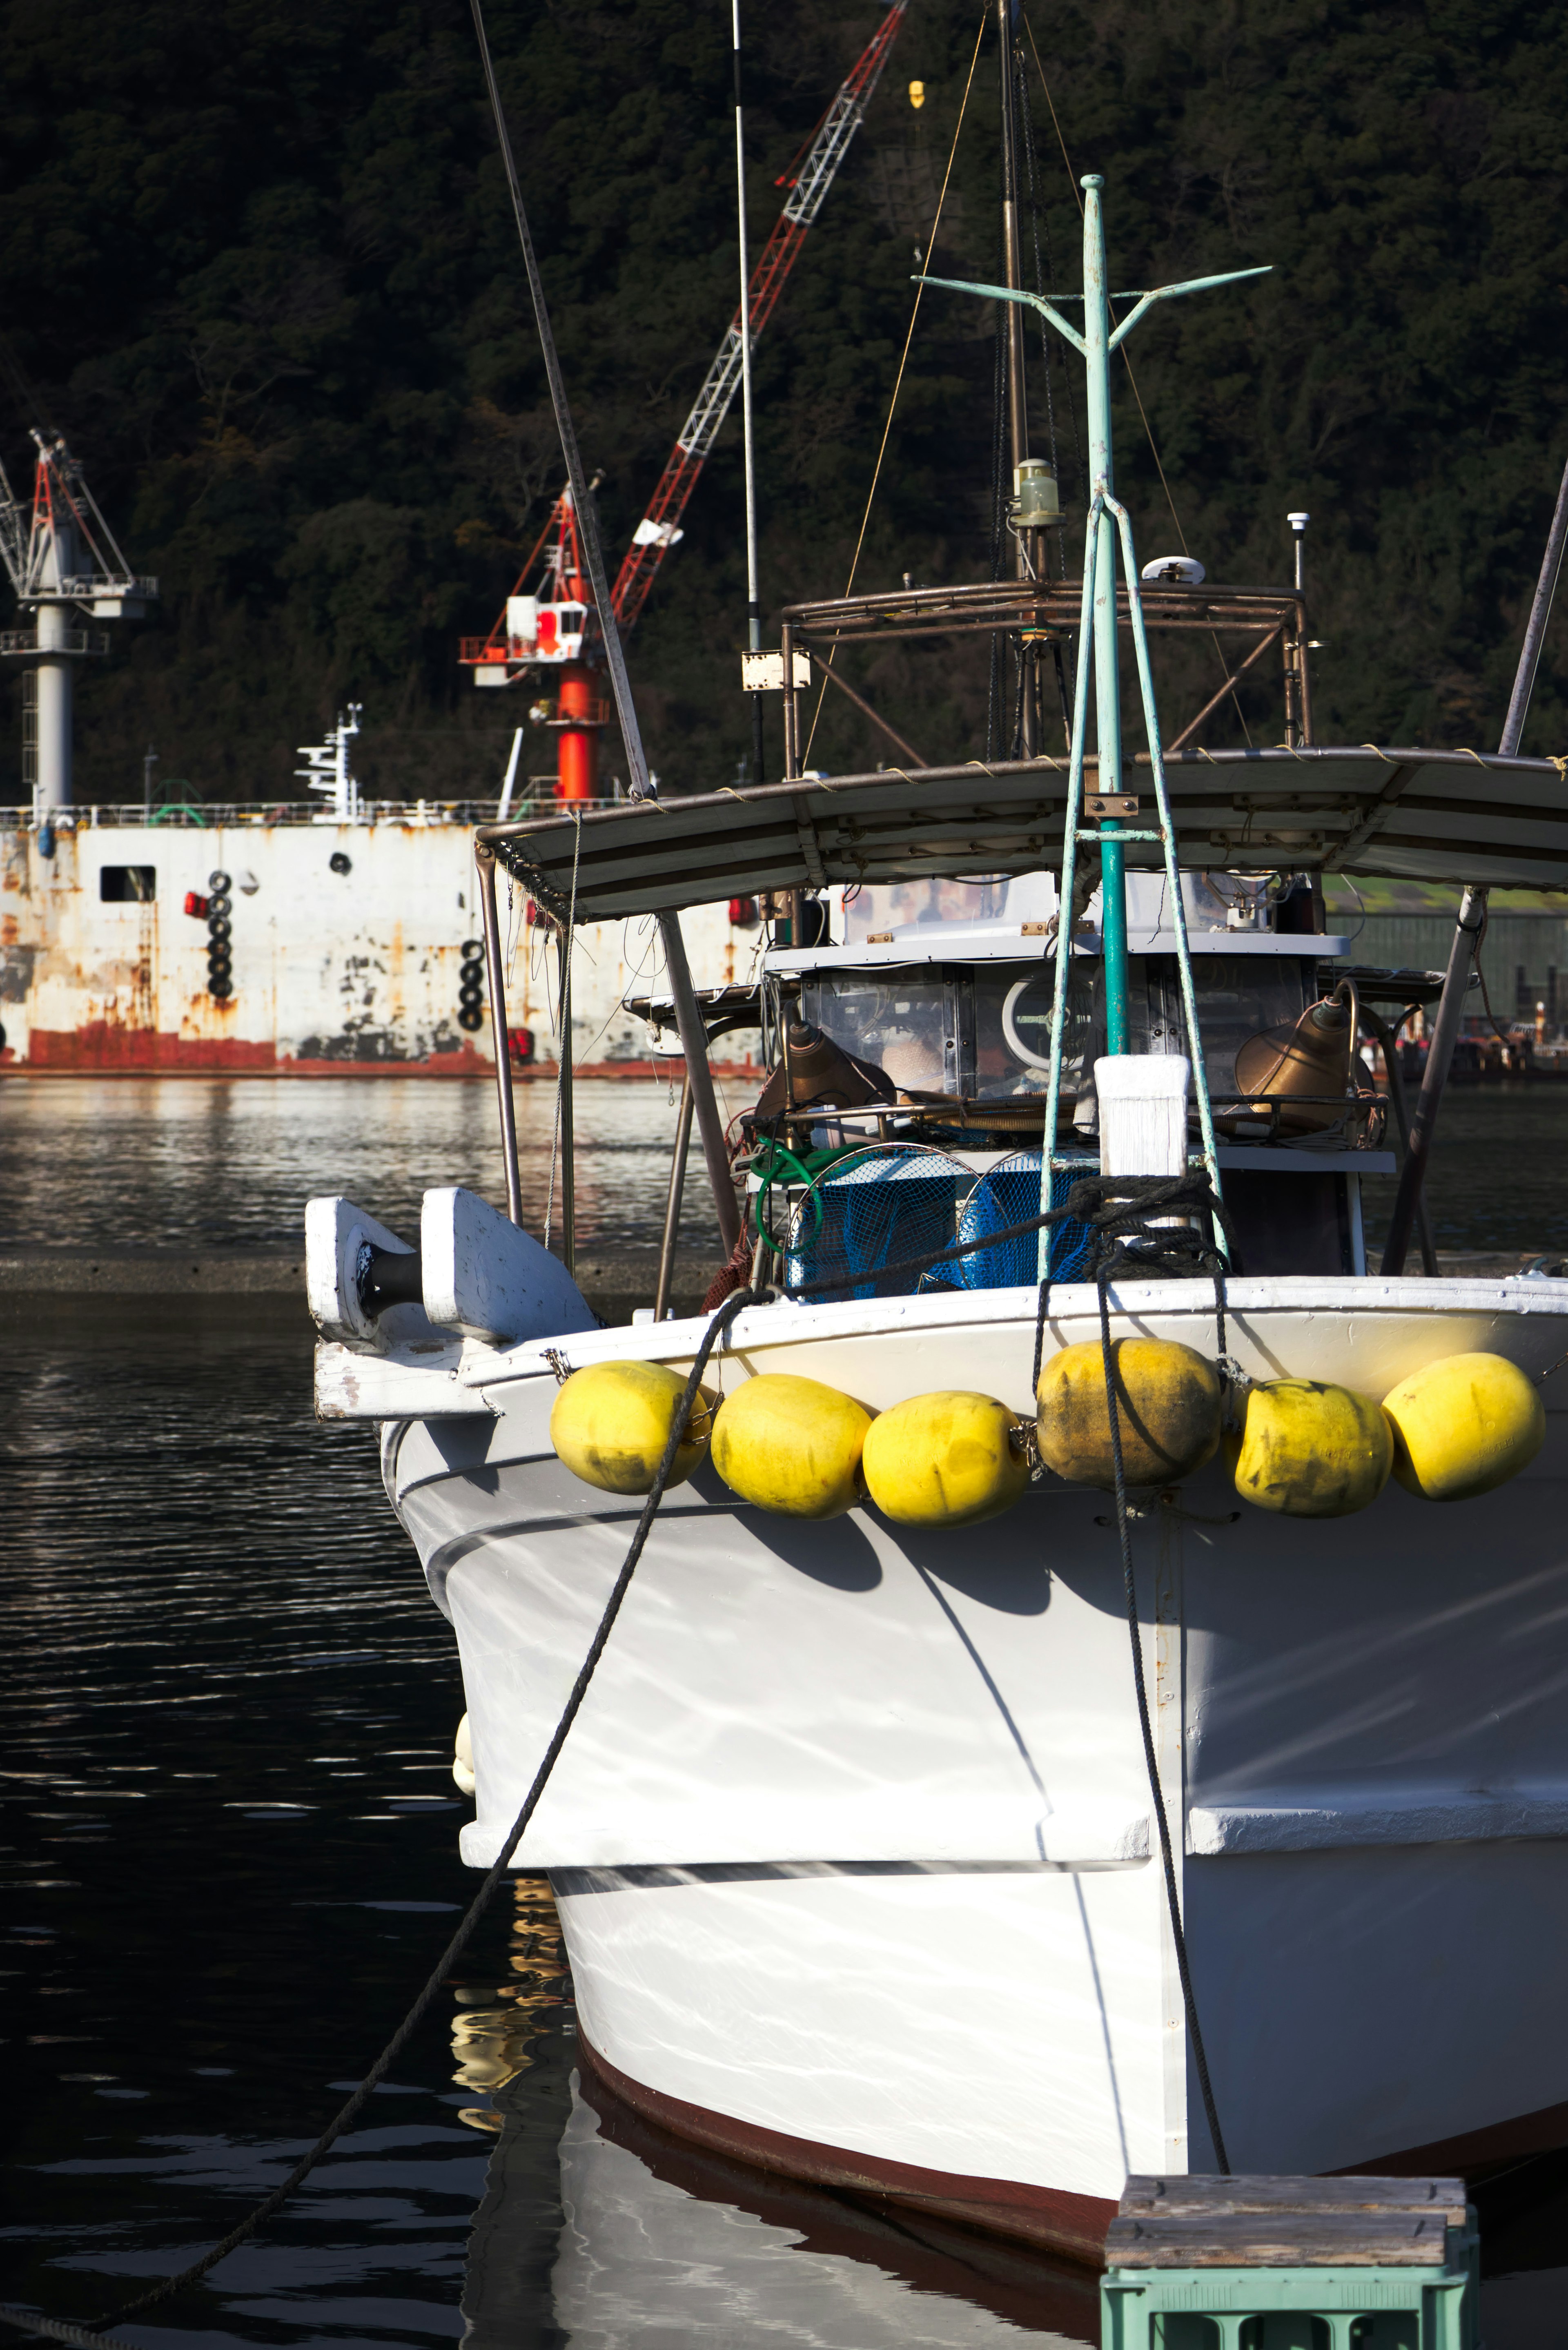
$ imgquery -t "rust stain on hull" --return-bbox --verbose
[18,1024,503,1075]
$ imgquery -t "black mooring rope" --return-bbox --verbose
[45,1289,760,2335]
[1,2314,143,2350]
[1035,1179,1236,2176]
[1098,1265,1231,2174]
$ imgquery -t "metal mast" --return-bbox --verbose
[733,0,764,786]
[0,432,157,823]
[610,1,908,632]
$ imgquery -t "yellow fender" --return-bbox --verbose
[711,1373,873,1519]
[550,1360,715,1495]
[1382,1351,1546,1502]
[1037,1337,1222,1489]
[1230,1378,1392,1517]
[862,1391,1029,1527]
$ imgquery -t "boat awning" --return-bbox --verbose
[481,745,1568,924]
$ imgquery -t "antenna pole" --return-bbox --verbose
[734,0,765,787]
[996,0,1029,480]
[470,0,740,1257]
[996,0,1036,755]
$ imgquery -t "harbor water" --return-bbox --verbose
[4,1076,1568,2347]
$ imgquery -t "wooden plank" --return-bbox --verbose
[1120,2175,1465,2219]
[1105,2212,1456,2269]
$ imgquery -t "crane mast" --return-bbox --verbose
[0,432,157,822]
[459,0,908,740]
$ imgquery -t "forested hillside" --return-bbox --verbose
[2,0,1566,806]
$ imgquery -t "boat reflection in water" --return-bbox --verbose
[455,1880,1098,2348]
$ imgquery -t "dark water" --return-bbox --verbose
[0,1077,726,1257]
[1359,1081,1568,1262]
[5,1081,1568,2347]
[0,1306,1097,2346]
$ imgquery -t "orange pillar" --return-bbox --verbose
[556,663,598,802]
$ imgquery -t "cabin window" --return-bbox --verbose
[1134,954,1316,1094]
[100,865,156,902]
[802,971,951,1094]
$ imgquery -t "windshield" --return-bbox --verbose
[838,878,1011,942]
[800,961,1100,1100]
[802,972,950,1092]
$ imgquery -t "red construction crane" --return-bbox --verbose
[459,0,908,731]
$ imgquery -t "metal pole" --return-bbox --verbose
[734,0,766,789]
[658,912,742,1256]
[558,927,575,1275]
[34,606,73,819]
[1380,454,1568,1273]
[1361,1003,1437,1278]
[476,844,524,1224]
[497,726,523,819]
[1378,888,1482,1276]
[996,0,1036,756]
[780,620,799,778]
[996,0,1029,484]
[143,743,158,818]
[1501,451,1568,759]
[654,1072,695,1320]
[1285,512,1309,749]
[1081,176,1127,1051]
[471,0,739,1255]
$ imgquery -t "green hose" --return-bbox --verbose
[749,1137,856,1245]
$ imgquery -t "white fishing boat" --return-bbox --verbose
[307,33,1568,2272]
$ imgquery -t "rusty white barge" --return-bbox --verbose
[0,786,757,1077]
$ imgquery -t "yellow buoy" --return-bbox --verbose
[1382,1351,1546,1502]
[550,1360,716,1496]
[862,1391,1029,1527]
[1036,1338,1221,1489]
[1230,1378,1392,1516]
[710,1373,873,1518]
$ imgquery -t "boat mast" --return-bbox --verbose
[469,0,742,1255]
[733,0,765,787]
[1079,179,1131,1048]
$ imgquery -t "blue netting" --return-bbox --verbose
[951,1151,1097,1290]
[786,1148,962,1302]
[784,1145,1099,1300]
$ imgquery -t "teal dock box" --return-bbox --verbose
[1101,2176,1477,2350]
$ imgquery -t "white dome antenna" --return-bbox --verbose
[1140,554,1206,586]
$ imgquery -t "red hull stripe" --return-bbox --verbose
[575,2028,1117,2269]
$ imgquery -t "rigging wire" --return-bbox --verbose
[986,288,1009,760]
[800,4,987,772]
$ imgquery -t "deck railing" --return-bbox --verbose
[0,794,627,831]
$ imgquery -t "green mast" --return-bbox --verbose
[922,178,1268,1255]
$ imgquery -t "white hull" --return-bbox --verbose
[385,1277,1568,2252]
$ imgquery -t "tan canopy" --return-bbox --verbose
[481,745,1568,924]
